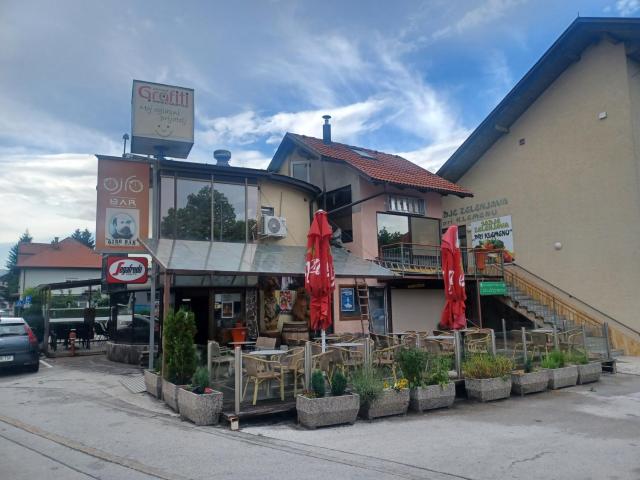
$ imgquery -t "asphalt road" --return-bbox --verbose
[1,355,639,480]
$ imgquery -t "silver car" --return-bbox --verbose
[0,317,40,372]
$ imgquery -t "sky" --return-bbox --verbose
[0,0,637,264]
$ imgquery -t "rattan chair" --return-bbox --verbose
[242,356,284,405]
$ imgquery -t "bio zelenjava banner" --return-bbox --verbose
[131,80,194,158]
[470,215,514,262]
[96,158,150,253]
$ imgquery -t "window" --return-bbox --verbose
[326,186,353,243]
[176,179,212,241]
[388,195,425,215]
[160,176,175,238]
[214,182,246,243]
[291,161,310,182]
[349,148,376,160]
[261,206,275,216]
[377,213,440,250]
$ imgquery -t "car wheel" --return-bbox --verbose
[28,362,40,373]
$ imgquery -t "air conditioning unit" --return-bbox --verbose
[262,215,287,237]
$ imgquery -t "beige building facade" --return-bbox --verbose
[438,18,640,349]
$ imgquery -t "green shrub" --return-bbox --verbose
[523,357,534,373]
[396,348,427,388]
[163,308,197,384]
[463,354,514,379]
[311,370,325,397]
[331,370,348,396]
[566,350,588,365]
[351,367,384,405]
[425,355,452,386]
[541,350,566,369]
[191,366,210,394]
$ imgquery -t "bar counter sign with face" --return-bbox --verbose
[96,158,150,253]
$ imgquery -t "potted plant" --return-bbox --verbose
[161,308,197,412]
[296,370,359,429]
[144,358,163,399]
[567,350,601,385]
[463,354,514,402]
[511,357,549,396]
[397,348,456,412]
[352,367,409,420]
[541,350,578,389]
[178,367,224,426]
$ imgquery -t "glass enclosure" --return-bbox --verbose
[377,213,440,249]
[160,174,258,243]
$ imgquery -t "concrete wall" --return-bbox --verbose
[258,179,313,247]
[390,289,445,333]
[441,39,640,331]
[20,268,102,295]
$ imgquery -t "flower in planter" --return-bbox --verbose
[463,353,514,379]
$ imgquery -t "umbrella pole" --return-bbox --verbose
[321,329,326,353]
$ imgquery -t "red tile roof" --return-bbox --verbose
[288,133,472,197]
[16,238,102,269]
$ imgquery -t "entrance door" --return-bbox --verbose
[175,289,209,346]
[213,290,244,344]
[368,287,388,333]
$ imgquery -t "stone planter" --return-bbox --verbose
[465,377,512,402]
[577,362,602,385]
[178,388,223,426]
[410,383,456,412]
[511,370,549,396]
[144,370,162,398]
[547,365,578,389]
[296,394,360,429]
[162,378,182,412]
[359,389,409,419]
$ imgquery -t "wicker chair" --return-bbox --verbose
[242,356,284,405]
[207,340,234,379]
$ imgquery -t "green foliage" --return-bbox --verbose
[70,228,95,248]
[163,308,197,384]
[351,367,385,406]
[191,366,210,394]
[541,350,566,369]
[425,355,452,386]
[396,348,427,388]
[566,350,589,365]
[330,370,348,396]
[463,354,514,379]
[524,357,534,374]
[311,370,325,397]
[377,227,404,247]
[5,230,32,296]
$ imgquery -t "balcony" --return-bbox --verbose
[376,243,505,278]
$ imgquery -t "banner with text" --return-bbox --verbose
[96,158,150,253]
[470,215,514,262]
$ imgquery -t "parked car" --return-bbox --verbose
[116,315,159,344]
[0,317,40,372]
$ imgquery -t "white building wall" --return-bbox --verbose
[19,268,102,295]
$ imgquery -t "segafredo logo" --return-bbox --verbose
[106,257,148,283]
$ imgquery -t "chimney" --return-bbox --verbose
[52,237,60,249]
[213,149,231,167]
[322,115,331,144]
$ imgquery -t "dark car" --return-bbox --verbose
[0,317,40,372]
[116,315,159,344]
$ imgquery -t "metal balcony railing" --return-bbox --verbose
[376,243,506,277]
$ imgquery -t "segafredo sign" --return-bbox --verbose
[106,256,149,284]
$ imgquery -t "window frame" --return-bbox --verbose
[290,160,311,183]
[388,194,426,216]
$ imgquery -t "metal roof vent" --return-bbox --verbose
[213,149,231,167]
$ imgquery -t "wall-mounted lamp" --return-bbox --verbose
[554,242,562,251]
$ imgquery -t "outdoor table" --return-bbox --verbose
[532,329,554,333]
[245,349,286,356]
[330,342,363,348]
[426,335,454,340]
[228,341,256,350]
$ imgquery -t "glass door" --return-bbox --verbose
[368,287,388,334]
[213,291,244,344]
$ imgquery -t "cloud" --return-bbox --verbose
[483,50,514,106]
[615,0,640,15]
[432,0,525,40]
[396,132,470,173]
[0,153,97,243]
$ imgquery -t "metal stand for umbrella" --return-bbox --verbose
[234,346,242,415]
[521,327,528,364]
[454,330,462,379]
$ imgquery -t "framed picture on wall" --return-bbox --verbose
[221,301,234,318]
[340,287,355,312]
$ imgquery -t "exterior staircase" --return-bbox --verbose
[500,264,640,358]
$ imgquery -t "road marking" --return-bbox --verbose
[39,360,53,368]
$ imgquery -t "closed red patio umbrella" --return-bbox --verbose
[440,225,467,330]
[305,210,335,349]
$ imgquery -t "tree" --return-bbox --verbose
[71,228,95,248]
[160,186,250,242]
[5,230,33,297]
[377,227,404,247]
